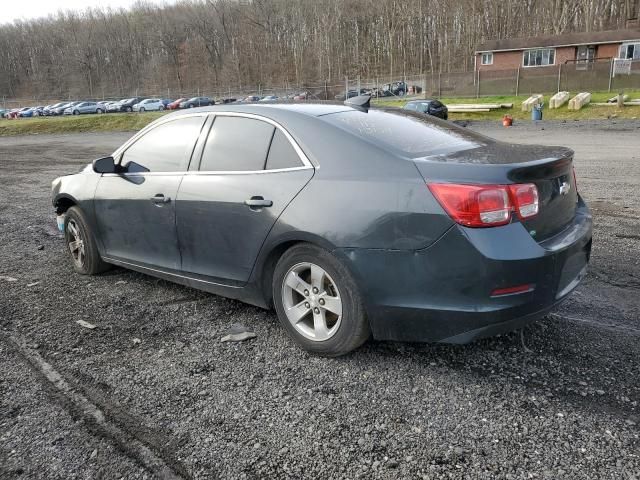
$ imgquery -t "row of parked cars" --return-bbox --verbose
[0,94,293,119]
[2,91,448,120]
[334,81,423,101]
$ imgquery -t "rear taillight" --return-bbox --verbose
[508,183,539,219]
[428,184,511,227]
[428,182,539,228]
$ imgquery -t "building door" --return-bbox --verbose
[576,45,596,70]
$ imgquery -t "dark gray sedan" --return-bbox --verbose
[51,99,592,356]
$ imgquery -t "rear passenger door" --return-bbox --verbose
[176,114,314,284]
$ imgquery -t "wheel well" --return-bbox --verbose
[54,197,76,215]
[260,240,304,307]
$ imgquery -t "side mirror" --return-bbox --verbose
[93,156,116,174]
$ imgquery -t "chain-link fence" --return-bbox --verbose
[3,59,640,110]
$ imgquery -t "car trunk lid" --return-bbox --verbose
[414,141,578,241]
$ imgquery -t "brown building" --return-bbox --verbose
[475,28,640,71]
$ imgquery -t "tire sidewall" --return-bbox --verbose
[273,244,369,356]
[64,206,107,275]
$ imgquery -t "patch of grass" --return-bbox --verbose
[0,111,168,136]
[374,90,640,121]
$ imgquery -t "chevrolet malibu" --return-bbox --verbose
[51,99,592,356]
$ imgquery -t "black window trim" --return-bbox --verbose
[189,112,313,175]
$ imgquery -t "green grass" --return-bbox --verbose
[0,111,168,136]
[375,90,640,121]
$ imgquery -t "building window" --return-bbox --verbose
[523,48,555,67]
[620,42,640,59]
[481,53,493,65]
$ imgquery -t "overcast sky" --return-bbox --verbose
[2,0,177,23]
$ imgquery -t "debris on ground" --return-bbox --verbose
[221,323,257,342]
[75,320,96,330]
[0,275,18,282]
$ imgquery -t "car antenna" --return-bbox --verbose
[344,94,371,111]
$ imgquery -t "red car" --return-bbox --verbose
[167,98,187,110]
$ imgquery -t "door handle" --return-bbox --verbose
[150,194,171,204]
[244,196,273,208]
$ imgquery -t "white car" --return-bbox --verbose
[132,98,165,112]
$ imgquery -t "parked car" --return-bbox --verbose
[133,98,166,112]
[109,97,145,113]
[403,99,449,120]
[5,107,28,119]
[243,95,262,102]
[334,89,370,101]
[377,81,421,97]
[179,97,212,108]
[63,101,105,115]
[20,106,45,117]
[161,99,173,108]
[259,95,279,102]
[50,102,78,116]
[44,102,67,116]
[0,108,8,118]
[51,99,592,356]
[167,98,186,110]
[220,98,237,104]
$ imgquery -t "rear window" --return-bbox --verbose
[266,130,303,170]
[320,109,483,158]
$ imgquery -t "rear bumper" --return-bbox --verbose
[336,198,592,343]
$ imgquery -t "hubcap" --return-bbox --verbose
[282,262,343,342]
[67,219,85,268]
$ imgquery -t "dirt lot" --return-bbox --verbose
[1,121,639,480]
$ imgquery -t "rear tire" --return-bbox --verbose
[273,244,370,356]
[64,206,110,275]
[159,105,165,111]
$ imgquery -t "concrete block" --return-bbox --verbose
[522,94,543,112]
[549,91,570,109]
[568,92,591,110]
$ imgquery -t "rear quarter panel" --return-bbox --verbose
[264,116,453,251]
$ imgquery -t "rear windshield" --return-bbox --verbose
[320,108,485,158]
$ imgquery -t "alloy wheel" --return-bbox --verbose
[67,219,85,269]
[281,262,343,341]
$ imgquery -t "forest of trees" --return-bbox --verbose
[0,0,638,100]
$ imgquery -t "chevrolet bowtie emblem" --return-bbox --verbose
[559,181,571,195]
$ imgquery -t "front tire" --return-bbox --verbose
[126,106,132,112]
[64,206,110,275]
[73,110,79,115]
[273,244,369,356]
[159,105,165,111]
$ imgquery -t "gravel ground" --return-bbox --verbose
[0,122,639,479]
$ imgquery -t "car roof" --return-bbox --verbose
[169,102,355,119]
